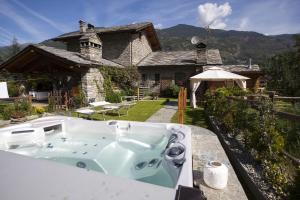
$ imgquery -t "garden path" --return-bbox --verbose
[146,101,178,123]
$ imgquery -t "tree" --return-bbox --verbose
[9,36,21,57]
[262,34,300,96]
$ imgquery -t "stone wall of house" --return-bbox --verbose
[102,33,131,66]
[65,31,153,67]
[131,31,152,65]
[138,66,197,92]
[81,68,104,102]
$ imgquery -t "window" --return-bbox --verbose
[155,73,160,84]
[142,74,147,82]
[174,72,186,86]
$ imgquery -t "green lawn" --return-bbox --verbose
[72,99,166,122]
[274,100,300,115]
[171,104,208,128]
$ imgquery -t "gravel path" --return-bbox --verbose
[146,101,177,123]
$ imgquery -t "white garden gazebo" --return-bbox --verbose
[190,67,250,108]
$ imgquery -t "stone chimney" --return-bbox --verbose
[87,23,95,31]
[196,42,207,65]
[79,22,102,61]
[79,20,87,33]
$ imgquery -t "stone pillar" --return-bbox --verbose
[81,68,104,102]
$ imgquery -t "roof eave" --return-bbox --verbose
[138,64,201,67]
[0,45,93,72]
[0,45,34,70]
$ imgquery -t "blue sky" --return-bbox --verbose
[0,0,299,45]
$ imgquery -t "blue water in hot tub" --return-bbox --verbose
[7,128,177,188]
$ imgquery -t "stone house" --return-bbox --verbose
[0,20,262,101]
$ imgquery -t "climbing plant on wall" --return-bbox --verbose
[99,65,140,93]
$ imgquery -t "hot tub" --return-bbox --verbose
[0,116,192,188]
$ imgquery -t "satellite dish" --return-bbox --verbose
[191,36,206,48]
[191,36,200,45]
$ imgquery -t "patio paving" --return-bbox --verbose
[146,103,248,199]
[190,125,248,200]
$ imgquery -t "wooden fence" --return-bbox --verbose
[177,87,187,124]
[48,90,70,111]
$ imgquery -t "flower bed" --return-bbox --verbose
[207,115,278,200]
[204,87,299,199]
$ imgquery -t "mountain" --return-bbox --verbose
[156,24,296,64]
[0,24,297,65]
[0,43,29,63]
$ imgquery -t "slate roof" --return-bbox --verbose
[203,64,261,73]
[35,45,123,67]
[0,45,123,71]
[79,32,98,40]
[137,49,223,66]
[55,22,152,40]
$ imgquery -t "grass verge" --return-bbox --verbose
[171,104,208,128]
[274,100,300,115]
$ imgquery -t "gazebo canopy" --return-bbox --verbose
[190,67,250,108]
[190,67,250,80]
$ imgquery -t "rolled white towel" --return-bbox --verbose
[203,161,228,189]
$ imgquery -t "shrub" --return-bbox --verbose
[122,88,135,96]
[34,106,45,114]
[262,160,289,196]
[106,91,122,103]
[7,82,19,97]
[2,105,14,120]
[14,98,32,113]
[204,87,293,197]
[102,76,122,103]
[162,84,180,98]
[0,104,9,113]
[73,91,86,109]
[2,98,33,119]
